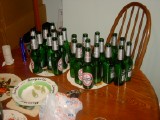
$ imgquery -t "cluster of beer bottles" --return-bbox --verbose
[30,22,70,75]
[30,22,133,89]
[69,32,133,89]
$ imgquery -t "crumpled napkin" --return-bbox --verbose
[39,92,83,120]
[2,59,14,67]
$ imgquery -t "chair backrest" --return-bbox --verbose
[106,2,151,70]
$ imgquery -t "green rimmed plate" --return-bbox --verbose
[12,77,58,106]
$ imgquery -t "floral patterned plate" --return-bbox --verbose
[3,109,27,120]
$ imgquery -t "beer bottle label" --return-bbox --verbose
[83,73,93,86]
[78,69,83,80]
[58,58,63,71]
[121,69,125,82]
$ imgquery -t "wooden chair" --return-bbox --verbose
[106,2,151,70]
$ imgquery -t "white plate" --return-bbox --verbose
[12,77,58,106]
[3,109,27,120]
[29,62,70,77]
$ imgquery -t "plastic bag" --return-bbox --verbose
[39,92,83,120]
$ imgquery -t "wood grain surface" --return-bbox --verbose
[0,48,160,120]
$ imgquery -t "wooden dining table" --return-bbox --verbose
[0,48,160,120]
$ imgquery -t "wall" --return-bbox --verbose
[43,0,62,29]
[43,0,160,101]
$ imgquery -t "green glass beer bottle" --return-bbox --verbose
[111,33,118,64]
[58,31,68,69]
[99,38,105,79]
[30,36,42,73]
[74,43,83,85]
[94,31,100,44]
[124,41,133,81]
[37,31,47,69]
[92,43,101,84]
[114,45,125,86]
[46,33,53,70]
[83,47,94,89]
[103,43,114,84]
[51,37,63,75]
[62,27,70,63]
[69,38,77,78]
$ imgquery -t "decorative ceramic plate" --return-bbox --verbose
[12,77,58,106]
[3,109,27,120]
[0,73,22,101]
[29,62,70,77]
[67,70,108,90]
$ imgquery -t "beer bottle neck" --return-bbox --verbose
[93,43,100,58]
[37,33,43,45]
[84,48,91,63]
[58,34,64,46]
[52,38,59,51]
[47,35,52,47]
[118,46,124,60]
[105,45,112,58]
[71,40,77,54]
[94,31,100,44]
[126,42,132,57]
[31,37,38,50]
[76,44,83,58]
[99,40,104,53]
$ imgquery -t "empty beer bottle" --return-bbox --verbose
[62,27,70,63]
[74,43,83,85]
[83,47,93,89]
[92,43,101,84]
[52,37,63,75]
[30,36,42,73]
[37,31,47,69]
[94,31,100,44]
[58,31,68,69]
[70,38,77,78]
[103,43,114,84]
[111,33,118,64]
[99,38,105,79]
[124,41,133,81]
[114,45,125,86]
[46,33,53,70]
